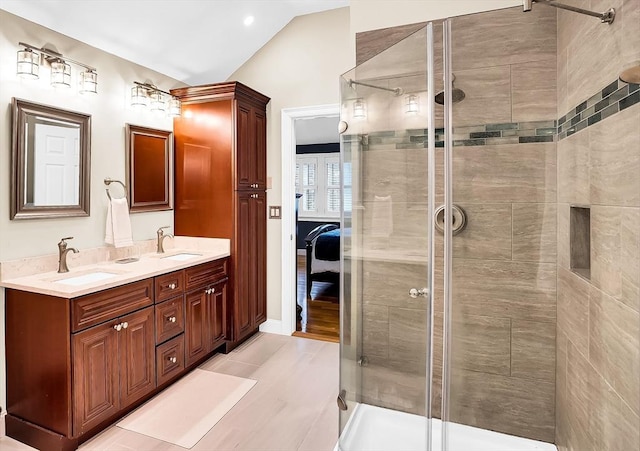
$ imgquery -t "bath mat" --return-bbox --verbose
[117,368,256,448]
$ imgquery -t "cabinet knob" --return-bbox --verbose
[168,283,177,290]
[168,356,177,364]
[167,316,177,323]
[205,288,210,295]
[211,287,216,294]
[113,324,122,331]
[121,322,128,329]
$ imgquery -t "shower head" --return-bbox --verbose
[435,88,466,105]
[434,74,466,105]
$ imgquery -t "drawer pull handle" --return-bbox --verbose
[168,356,177,364]
[113,324,122,331]
[167,316,177,323]
[168,283,177,290]
[121,322,128,329]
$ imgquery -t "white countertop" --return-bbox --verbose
[0,237,230,298]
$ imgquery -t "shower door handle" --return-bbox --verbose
[409,288,429,298]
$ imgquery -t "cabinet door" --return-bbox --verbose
[235,192,254,339]
[252,107,267,189]
[236,103,252,189]
[208,279,227,349]
[185,288,208,367]
[251,192,267,326]
[73,322,119,435]
[119,307,156,409]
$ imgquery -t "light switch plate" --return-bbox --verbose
[267,176,272,189]
[269,206,281,219]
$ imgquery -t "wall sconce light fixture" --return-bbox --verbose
[405,94,419,114]
[353,98,366,119]
[16,42,98,93]
[131,81,181,117]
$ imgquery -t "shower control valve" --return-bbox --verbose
[409,287,429,298]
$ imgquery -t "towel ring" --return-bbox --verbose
[104,177,128,201]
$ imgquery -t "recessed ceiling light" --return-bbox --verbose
[244,16,254,26]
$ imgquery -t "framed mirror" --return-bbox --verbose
[11,98,91,220]
[125,124,173,212]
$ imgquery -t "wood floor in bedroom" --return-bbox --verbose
[295,255,340,342]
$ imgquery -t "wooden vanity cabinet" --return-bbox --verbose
[184,260,228,367]
[5,278,154,450]
[73,305,155,435]
[5,257,229,451]
[173,82,269,349]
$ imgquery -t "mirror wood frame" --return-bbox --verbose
[11,98,91,220]
[125,124,173,213]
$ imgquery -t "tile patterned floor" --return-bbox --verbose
[0,333,339,451]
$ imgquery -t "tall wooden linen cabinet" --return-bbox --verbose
[171,82,269,350]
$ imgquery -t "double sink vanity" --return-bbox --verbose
[1,236,231,451]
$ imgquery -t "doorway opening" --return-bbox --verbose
[294,116,341,341]
[280,104,340,341]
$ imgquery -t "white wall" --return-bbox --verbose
[0,9,184,413]
[227,7,353,321]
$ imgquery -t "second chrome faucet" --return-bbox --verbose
[156,226,174,253]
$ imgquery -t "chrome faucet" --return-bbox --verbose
[156,226,174,253]
[58,237,79,273]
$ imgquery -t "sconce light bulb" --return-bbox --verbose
[405,94,419,114]
[16,48,40,79]
[353,98,366,119]
[79,70,98,94]
[51,60,71,88]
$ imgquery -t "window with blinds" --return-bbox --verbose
[295,153,351,219]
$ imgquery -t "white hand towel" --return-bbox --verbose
[105,198,134,248]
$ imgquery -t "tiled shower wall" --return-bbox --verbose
[354,1,640,448]
[555,1,640,450]
[354,6,559,443]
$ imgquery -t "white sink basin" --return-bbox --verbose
[54,271,119,286]
[162,252,202,261]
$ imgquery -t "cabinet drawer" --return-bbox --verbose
[156,335,185,386]
[185,259,228,290]
[72,279,153,332]
[155,297,185,344]
[155,270,185,302]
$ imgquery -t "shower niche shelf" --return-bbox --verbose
[570,205,591,280]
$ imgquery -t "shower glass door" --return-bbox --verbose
[442,6,559,450]
[337,23,436,451]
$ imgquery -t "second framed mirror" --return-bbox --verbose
[125,124,173,212]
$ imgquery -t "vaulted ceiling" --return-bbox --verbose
[0,0,349,85]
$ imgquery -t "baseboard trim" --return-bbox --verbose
[258,319,285,335]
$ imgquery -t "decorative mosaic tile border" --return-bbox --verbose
[342,79,639,148]
[557,80,639,140]
[354,120,557,149]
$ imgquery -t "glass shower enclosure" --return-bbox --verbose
[338,5,565,451]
